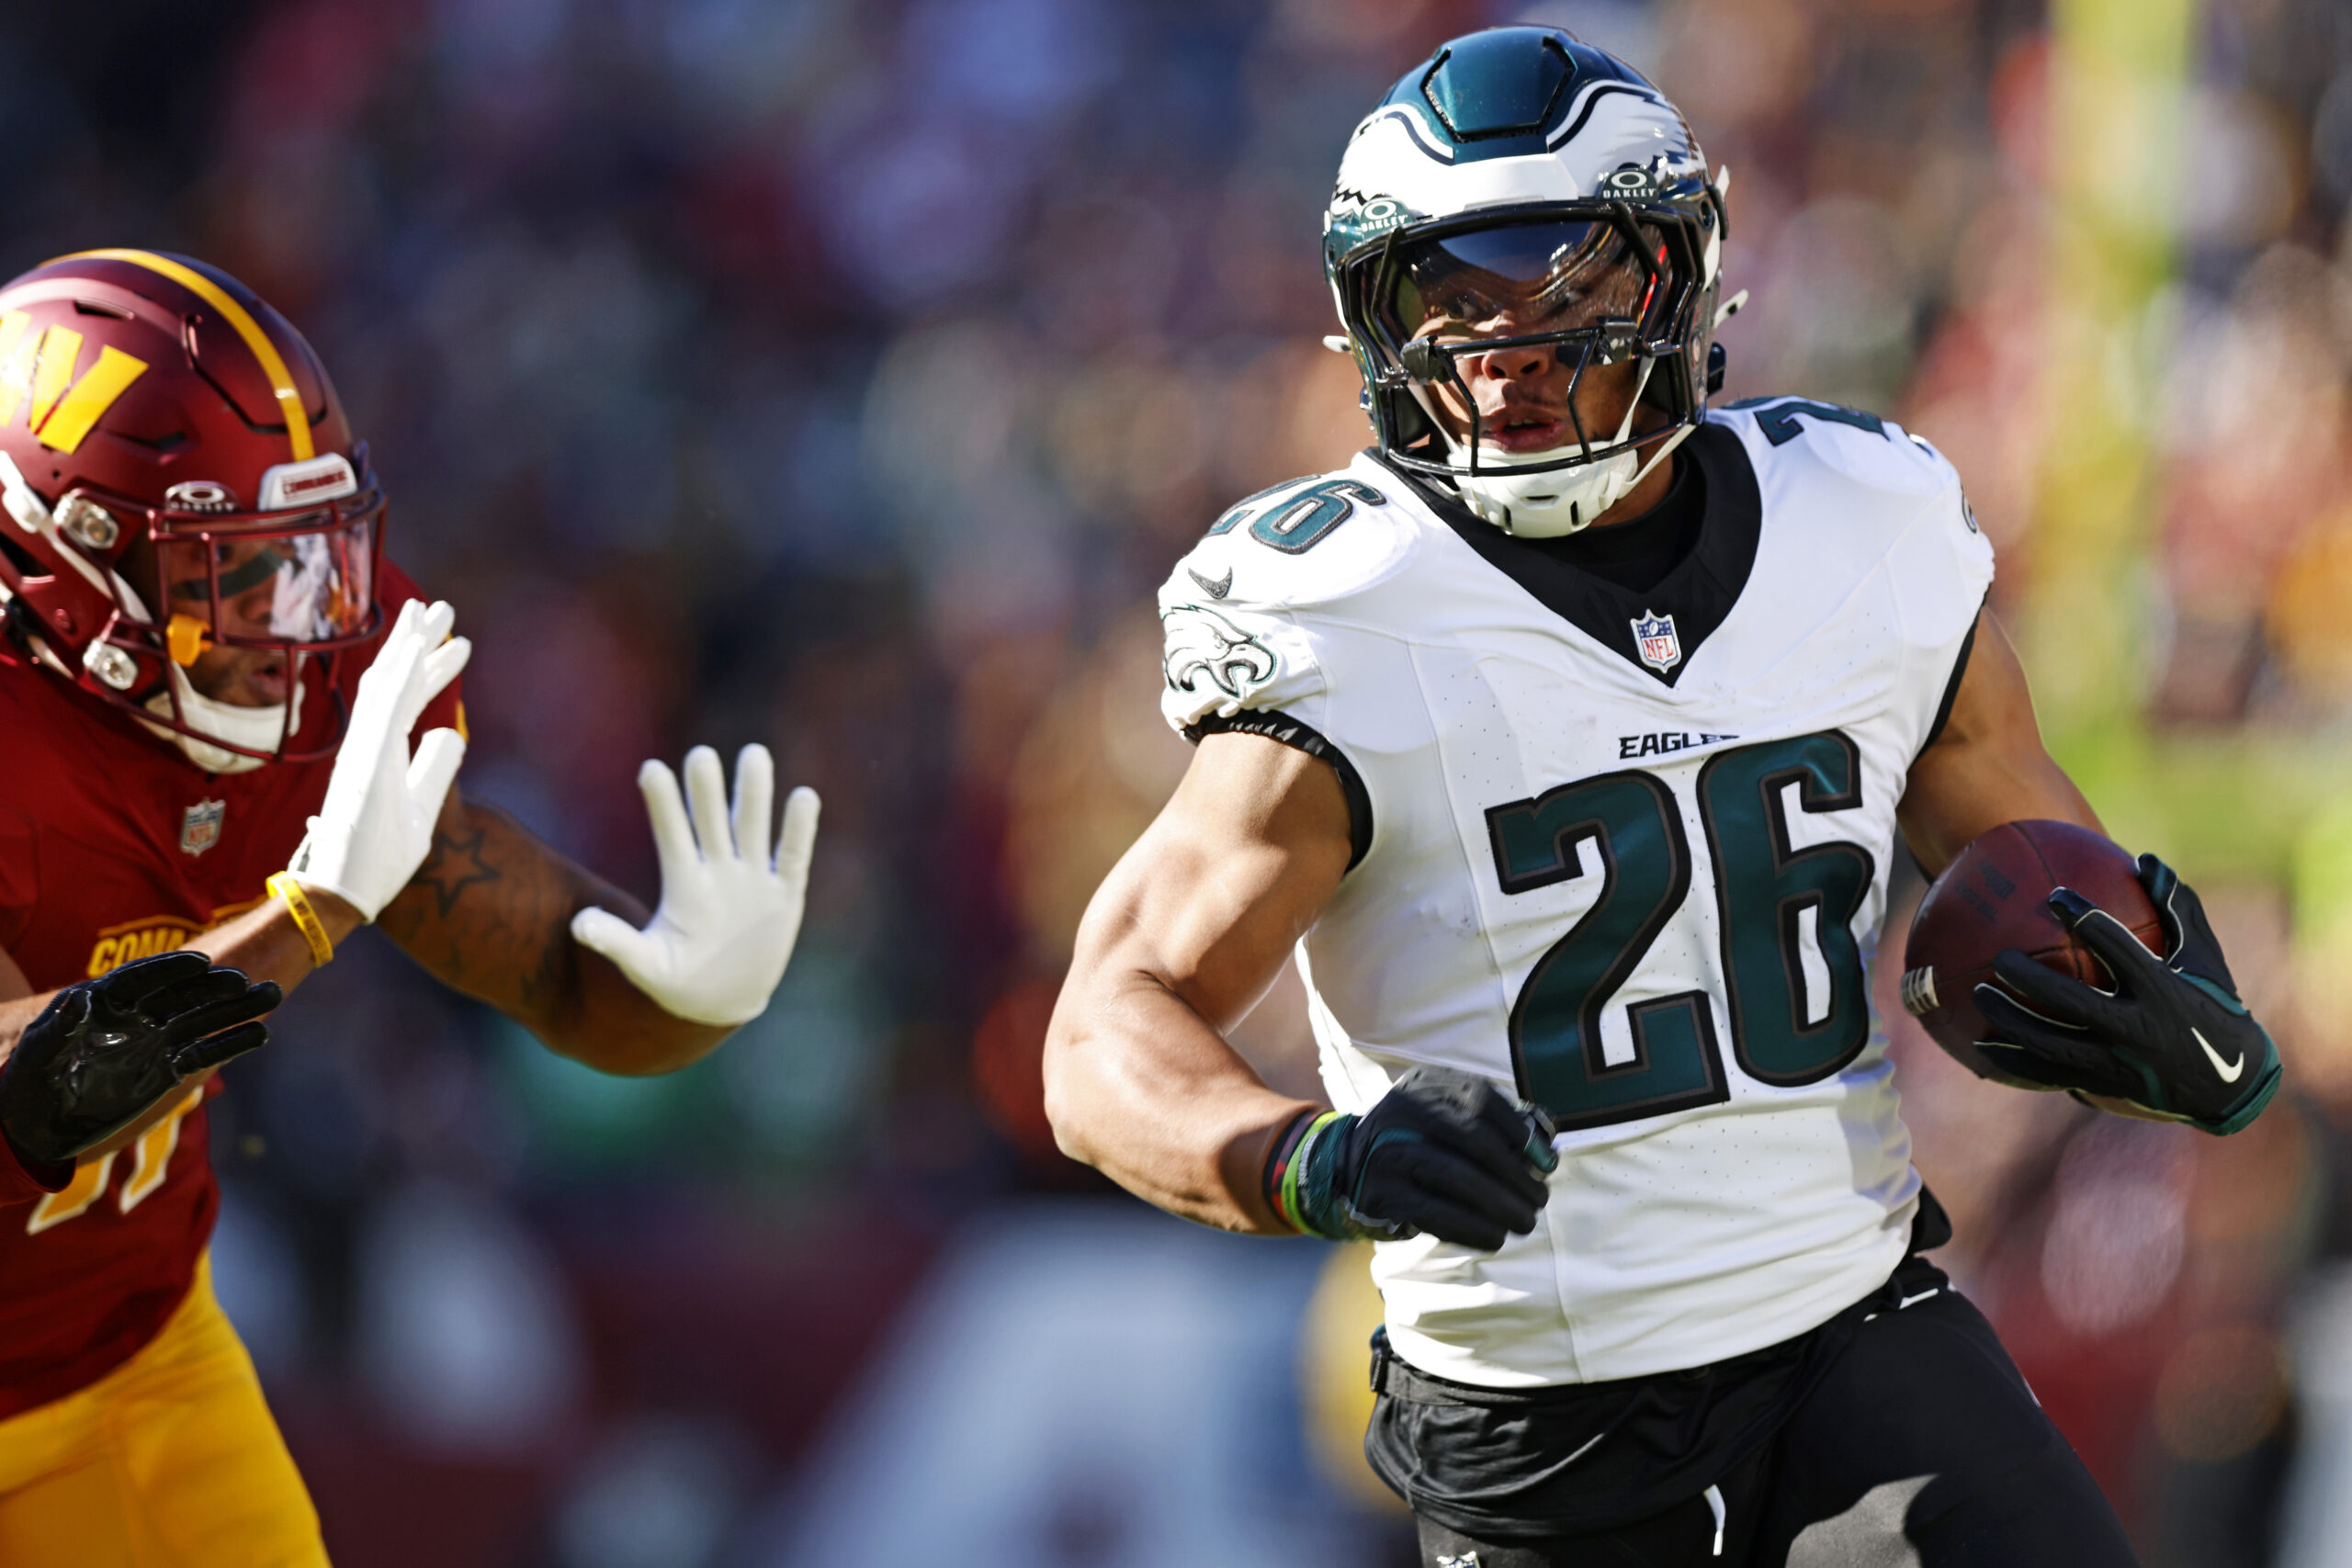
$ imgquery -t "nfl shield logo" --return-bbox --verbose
[180,799,224,857]
[1632,610,1682,674]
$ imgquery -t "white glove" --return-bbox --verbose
[571,744,820,1028]
[288,599,470,921]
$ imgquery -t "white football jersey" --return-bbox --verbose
[1157,400,1992,1387]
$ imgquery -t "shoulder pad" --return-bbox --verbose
[1710,398,1956,503]
[1160,457,1421,617]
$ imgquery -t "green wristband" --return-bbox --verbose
[1282,1111,1351,1238]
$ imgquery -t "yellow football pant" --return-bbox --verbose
[0,1253,329,1567]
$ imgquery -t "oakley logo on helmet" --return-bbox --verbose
[256,453,357,511]
[0,314,149,456]
[163,480,239,513]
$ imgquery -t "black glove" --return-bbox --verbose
[1273,1065,1558,1250]
[0,953,280,1169]
[1973,854,2279,1134]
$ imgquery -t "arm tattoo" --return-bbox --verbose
[379,795,640,1041]
[409,819,503,917]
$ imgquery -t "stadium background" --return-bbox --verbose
[14,0,2352,1562]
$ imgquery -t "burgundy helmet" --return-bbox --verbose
[0,249,384,770]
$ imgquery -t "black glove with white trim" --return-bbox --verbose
[1283,1066,1558,1250]
[1973,855,2279,1134]
[0,953,279,1169]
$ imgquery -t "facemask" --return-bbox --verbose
[141,661,297,774]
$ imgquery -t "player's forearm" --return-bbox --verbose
[1899,748,2098,877]
[0,892,347,1073]
[1897,614,2102,876]
[378,795,732,1075]
[1044,967,1317,1235]
[542,945,735,1075]
[180,890,366,996]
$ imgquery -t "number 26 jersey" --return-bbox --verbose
[1158,401,1992,1388]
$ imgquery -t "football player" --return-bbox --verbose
[0,251,819,1565]
[1045,27,2277,1567]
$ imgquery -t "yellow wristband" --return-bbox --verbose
[267,874,334,969]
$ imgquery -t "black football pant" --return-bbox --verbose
[1411,1280,2138,1568]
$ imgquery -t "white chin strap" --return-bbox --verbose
[1442,360,1690,538]
[140,661,296,775]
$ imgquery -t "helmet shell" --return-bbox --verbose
[1324,28,1710,268]
[0,250,383,764]
[0,251,356,523]
[1321,27,1724,525]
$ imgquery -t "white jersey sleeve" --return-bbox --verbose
[1157,465,1418,737]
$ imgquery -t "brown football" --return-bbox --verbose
[1900,819,2164,1086]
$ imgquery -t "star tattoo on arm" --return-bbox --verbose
[409,818,501,917]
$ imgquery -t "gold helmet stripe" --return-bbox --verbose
[53,249,315,461]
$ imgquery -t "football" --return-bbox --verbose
[1901,819,2164,1085]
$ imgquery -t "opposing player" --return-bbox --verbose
[0,250,819,1565]
[1045,28,2276,1566]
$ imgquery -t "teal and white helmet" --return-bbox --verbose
[1324,27,1730,536]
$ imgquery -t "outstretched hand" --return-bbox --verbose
[0,953,280,1169]
[1973,854,2280,1134]
[571,744,820,1028]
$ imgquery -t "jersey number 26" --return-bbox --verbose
[1485,731,1875,1132]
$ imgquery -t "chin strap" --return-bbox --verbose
[1603,423,1696,521]
[1448,357,1693,537]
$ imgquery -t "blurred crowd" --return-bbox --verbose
[11,0,2352,1562]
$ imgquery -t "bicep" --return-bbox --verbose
[1897,609,2100,877]
[1044,729,1351,1213]
[1071,730,1352,1032]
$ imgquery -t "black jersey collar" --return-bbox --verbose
[1374,420,1763,687]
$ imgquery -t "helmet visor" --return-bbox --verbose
[154,509,379,649]
[1374,217,1667,356]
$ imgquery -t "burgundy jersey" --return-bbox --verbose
[0,561,460,1419]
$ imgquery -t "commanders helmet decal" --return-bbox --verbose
[53,249,316,461]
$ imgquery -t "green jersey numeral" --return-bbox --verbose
[1487,731,1875,1129]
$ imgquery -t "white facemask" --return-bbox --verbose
[1435,359,1689,538]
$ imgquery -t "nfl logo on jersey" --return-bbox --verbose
[1632,610,1682,674]
[179,799,224,857]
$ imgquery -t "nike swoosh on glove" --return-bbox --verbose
[1,952,280,1169]
[1283,1065,1558,1250]
[1973,854,2281,1134]
[571,743,820,1028]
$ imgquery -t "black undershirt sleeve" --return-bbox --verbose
[1182,708,1374,872]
